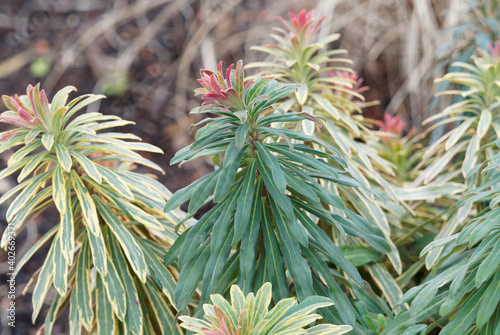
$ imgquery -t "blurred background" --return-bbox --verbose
[0,0,483,333]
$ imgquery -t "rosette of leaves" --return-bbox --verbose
[246,10,406,311]
[246,10,373,137]
[373,114,420,183]
[414,44,500,270]
[179,282,352,335]
[0,84,186,334]
[164,61,393,334]
[391,140,500,335]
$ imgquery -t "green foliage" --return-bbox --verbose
[0,84,186,334]
[435,0,500,77]
[396,142,500,334]
[430,0,500,115]
[414,45,500,271]
[179,282,352,335]
[4,7,500,335]
[247,9,408,313]
[165,60,393,333]
[388,43,500,334]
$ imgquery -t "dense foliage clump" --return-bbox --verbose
[2,6,500,335]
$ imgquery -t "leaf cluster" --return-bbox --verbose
[0,84,186,334]
[390,42,500,334]
[165,60,392,334]
[180,282,353,335]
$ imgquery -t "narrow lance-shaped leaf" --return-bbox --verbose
[261,200,289,301]
[175,239,212,311]
[233,160,257,244]
[96,274,116,335]
[44,293,63,335]
[17,151,48,182]
[294,207,363,286]
[6,170,51,222]
[188,169,220,214]
[164,228,189,266]
[60,181,75,265]
[52,234,69,296]
[135,237,177,303]
[143,280,183,335]
[477,267,500,328]
[367,262,406,313]
[444,118,474,150]
[14,225,58,274]
[105,191,164,232]
[50,85,76,113]
[100,251,127,321]
[71,171,100,235]
[478,108,492,140]
[72,172,107,275]
[255,141,286,192]
[75,238,93,331]
[462,132,479,178]
[302,245,356,325]
[8,140,42,166]
[53,165,66,212]
[71,150,102,184]
[55,143,73,173]
[440,281,489,335]
[214,144,248,202]
[240,177,262,279]
[164,173,210,212]
[1,187,52,248]
[94,196,147,282]
[96,165,134,200]
[212,180,244,252]
[41,133,54,151]
[256,150,294,220]
[202,225,234,298]
[69,284,80,335]
[32,237,56,323]
[109,233,143,335]
[178,199,227,266]
[270,198,313,301]
[235,123,250,149]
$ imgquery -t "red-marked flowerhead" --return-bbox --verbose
[329,70,369,98]
[194,60,251,112]
[377,113,410,137]
[478,41,500,60]
[275,9,325,45]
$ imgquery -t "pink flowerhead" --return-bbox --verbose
[377,113,408,137]
[289,10,314,31]
[275,9,325,44]
[478,41,500,60]
[195,60,252,112]
[0,83,49,135]
[329,70,369,97]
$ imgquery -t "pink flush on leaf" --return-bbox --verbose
[195,60,252,112]
[200,305,242,335]
[1,83,49,136]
